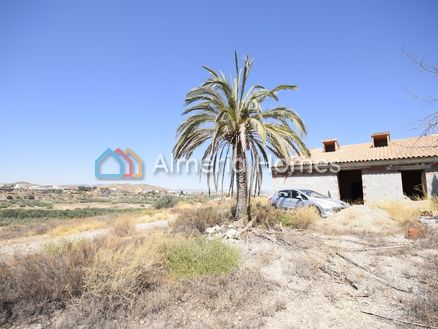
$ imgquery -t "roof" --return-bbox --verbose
[282,135,438,167]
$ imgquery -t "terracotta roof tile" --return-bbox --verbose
[287,135,438,166]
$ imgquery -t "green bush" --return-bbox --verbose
[153,195,177,209]
[166,237,239,278]
[0,208,135,226]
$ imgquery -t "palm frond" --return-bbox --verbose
[173,53,308,199]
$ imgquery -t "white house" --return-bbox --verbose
[272,132,438,203]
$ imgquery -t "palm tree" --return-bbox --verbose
[173,53,309,221]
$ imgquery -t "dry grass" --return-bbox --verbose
[408,230,438,327]
[372,197,438,225]
[172,206,231,235]
[0,238,103,324]
[250,202,318,230]
[173,200,199,210]
[135,209,172,224]
[47,219,106,237]
[0,215,117,240]
[0,228,241,327]
[109,215,137,237]
[0,222,50,240]
[373,199,423,225]
[84,233,165,299]
[54,268,272,329]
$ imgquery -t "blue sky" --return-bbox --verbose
[0,0,437,190]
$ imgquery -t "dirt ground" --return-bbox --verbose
[235,228,437,329]
[2,204,437,329]
[0,217,174,258]
[9,229,436,329]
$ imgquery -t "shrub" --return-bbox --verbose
[166,237,239,278]
[110,216,136,237]
[172,206,230,235]
[47,219,106,237]
[153,195,177,209]
[0,239,102,324]
[0,232,240,326]
[428,196,438,214]
[250,202,317,229]
[285,206,319,229]
[372,198,435,225]
[84,234,166,299]
[409,251,438,327]
[52,268,271,329]
[0,208,134,226]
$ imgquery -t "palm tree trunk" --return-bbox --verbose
[234,148,247,221]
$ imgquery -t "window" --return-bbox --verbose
[373,136,388,147]
[290,190,300,199]
[324,142,336,152]
[278,191,289,198]
[301,190,328,199]
[322,139,339,152]
[371,132,390,147]
[299,193,308,200]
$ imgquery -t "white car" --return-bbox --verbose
[269,189,349,217]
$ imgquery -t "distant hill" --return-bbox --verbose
[96,183,168,193]
[4,182,168,193]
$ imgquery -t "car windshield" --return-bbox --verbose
[300,190,327,199]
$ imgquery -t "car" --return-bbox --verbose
[269,189,349,217]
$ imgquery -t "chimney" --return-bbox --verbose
[371,131,390,147]
[322,139,339,152]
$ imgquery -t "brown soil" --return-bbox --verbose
[316,205,400,234]
[3,215,437,329]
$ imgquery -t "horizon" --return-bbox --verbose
[1,0,437,190]
[1,132,436,190]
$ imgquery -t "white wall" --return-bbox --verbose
[426,171,438,196]
[362,171,404,203]
[272,174,340,199]
[273,168,438,202]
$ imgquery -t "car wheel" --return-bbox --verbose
[310,205,322,217]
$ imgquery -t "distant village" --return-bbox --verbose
[0,182,200,206]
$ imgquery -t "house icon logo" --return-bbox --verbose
[95,148,143,180]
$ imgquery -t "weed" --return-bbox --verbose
[0,238,102,324]
[166,237,239,278]
[250,202,317,229]
[0,208,135,226]
[373,198,438,225]
[172,206,230,235]
[110,216,136,237]
[408,252,438,326]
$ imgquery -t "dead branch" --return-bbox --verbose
[349,244,414,252]
[254,233,282,245]
[361,310,438,329]
[336,252,412,293]
[404,49,438,76]
[319,266,359,290]
[252,229,295,248]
